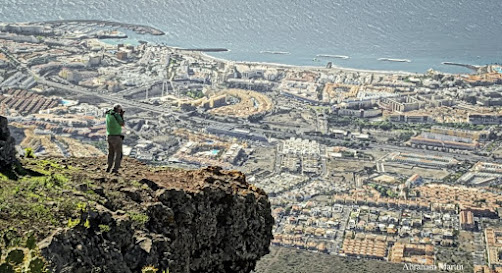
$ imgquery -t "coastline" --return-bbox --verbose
[199,52,420,75]
[102,38,400,74]
[17,19,475,76]
[87,23,463,76]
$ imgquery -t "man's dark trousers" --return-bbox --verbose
[107,135,123,172]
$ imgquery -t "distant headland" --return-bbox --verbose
[40,19,165,36]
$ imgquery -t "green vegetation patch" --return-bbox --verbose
[128,212,149,227]
[369,183,398,198]
[186,90,204,99]
[24,147,35,159]
[442,172,465,183]
[0,173,8,181]
[0,159,102,238]
[29,159,66,175]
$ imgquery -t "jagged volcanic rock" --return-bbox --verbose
[0,115,17,168]
[36,158,274,273]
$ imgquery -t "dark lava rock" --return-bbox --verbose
[0,116,17,168]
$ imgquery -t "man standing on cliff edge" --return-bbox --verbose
[105,104,125,174]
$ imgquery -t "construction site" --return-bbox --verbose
[323,83,361,103]
[209,89,273,118]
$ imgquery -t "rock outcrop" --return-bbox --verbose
[35,158,274,273]
[0,115,17,168]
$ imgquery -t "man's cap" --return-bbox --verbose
[113,104,122,110]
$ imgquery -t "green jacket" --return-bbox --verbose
[106,110,124,136]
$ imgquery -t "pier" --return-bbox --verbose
[442,62,480,72]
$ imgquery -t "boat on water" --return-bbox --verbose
[378,58,411,63]
[260,50,290,55]
[316,54,350,59]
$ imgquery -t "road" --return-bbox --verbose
[37,77,176,116]
[112,81,161,97]
[330,205,351,254]
[37,76,331,143]
[371,143,499,163]
[274,143,282,174]
[471,232,486,266]
[320,145,327,177]
[37,77,292,140]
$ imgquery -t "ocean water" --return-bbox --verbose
[1,0,502,73]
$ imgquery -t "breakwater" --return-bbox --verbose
[442,62,480,72]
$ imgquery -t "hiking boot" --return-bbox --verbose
[111,170,120,175]
[106,167,112,173]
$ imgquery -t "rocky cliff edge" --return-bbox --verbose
[1,155,274,273]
